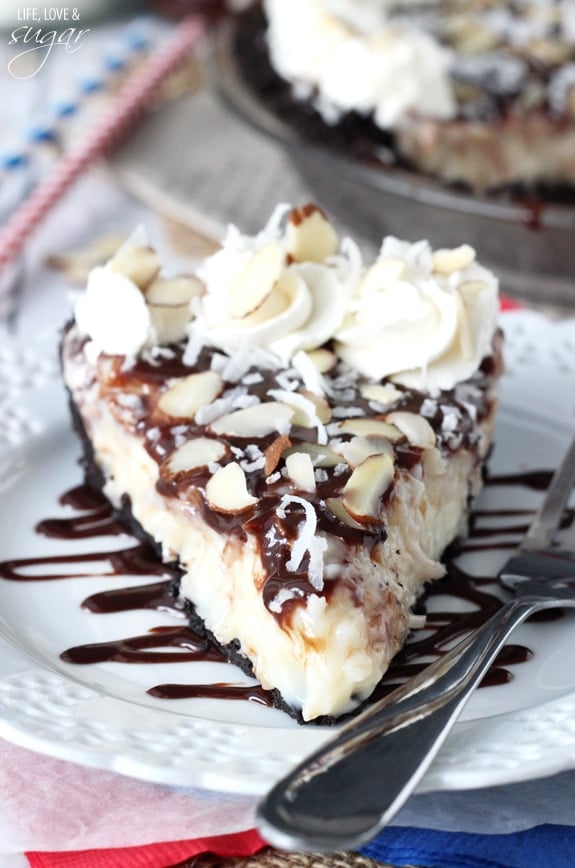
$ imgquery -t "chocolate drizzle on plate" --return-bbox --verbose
[0,470,570,719]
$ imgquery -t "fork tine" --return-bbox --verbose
[522,435,575,551]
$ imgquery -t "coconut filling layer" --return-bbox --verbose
[396,114,575,190]
[64,351,489,721]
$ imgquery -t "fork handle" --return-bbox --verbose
[257,596,539,853]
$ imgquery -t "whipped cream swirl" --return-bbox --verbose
[75,236,154,359]
[263,0,455,128]
[335,237,498,390]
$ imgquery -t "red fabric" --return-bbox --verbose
[499,295,523,311]
[26,829,267,868]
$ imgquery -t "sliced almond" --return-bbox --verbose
[359,258,407,294]
[158,371,223,420]
[285,451,316,493]
[205,462,258,513]
[385,411,436,449]
[306,348,336,373]
[282,442,342,468]
[110,246,161,289]
[279,390,332,427]
[243,269,296,326]
[458,279,486,299]
[301,391,332,424]
[342,453,395,523]
[162,437,227,479]
[338,418,404,441]
[209,402,294,438]
[145,275,204,305]
[359,383,403,406]
[325,496,365,530]
[432,244,475,275]
[265,434,292,476]
[149,303,191,345]
[334,435,394,468]
[286,204,338,263]
[229,242,284,319]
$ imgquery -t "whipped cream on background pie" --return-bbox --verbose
[62,205,502,721]
[240,0,575,194]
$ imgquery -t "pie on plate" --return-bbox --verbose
[61,204,501,722]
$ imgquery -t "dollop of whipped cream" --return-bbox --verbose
[263,0,455,128]
[74,228,201,360]
[335,237,499,390]
[74,230,155,359]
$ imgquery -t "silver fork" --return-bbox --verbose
[257,435,575,853]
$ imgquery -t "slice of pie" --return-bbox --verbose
[61,204,502,722]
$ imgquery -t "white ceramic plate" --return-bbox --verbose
[1,310,575,796]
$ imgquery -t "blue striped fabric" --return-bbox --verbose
[360,824,575,868]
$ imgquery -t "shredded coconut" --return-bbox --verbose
[268,388,328,445]
[420,398,438,418]
[440,406,461,434]
[241,444,266,472]
[242,371,264,385]
[194,388,259,426]
[277,494,325,590]
[268,586,298,614]
[183,326,204,367]
[240,455,266,472]
[291,350,326,396]
[332,405,364,418]
[275,370,300,392]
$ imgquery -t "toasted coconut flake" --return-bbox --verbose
[277,494,325,590]
[265,434,292,476]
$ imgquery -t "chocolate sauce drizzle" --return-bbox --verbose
[0,472,569,717]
